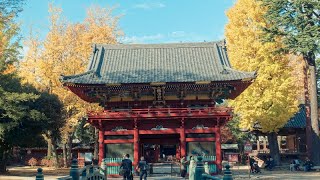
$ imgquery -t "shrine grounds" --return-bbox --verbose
[1,165,320,180]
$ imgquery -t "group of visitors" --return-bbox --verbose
[120,154,148,180]
[249,156,275,173]
[249,156,314,173]
[120,154,315,180]
[290,157,314,172]
[180,156,197,180]
[121,154,199,180]
[249,157,261,173]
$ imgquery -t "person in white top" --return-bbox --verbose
[188,156,196,180]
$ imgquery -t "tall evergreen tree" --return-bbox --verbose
[261,0,320,164]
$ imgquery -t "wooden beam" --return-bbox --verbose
[185,127,217,134]
[104,130,134,135]
[186,137,216,142]
[139,129,180,135]
[104,139,134,144]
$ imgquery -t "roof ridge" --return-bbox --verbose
[95,40,226,49]
[61,70,95,80]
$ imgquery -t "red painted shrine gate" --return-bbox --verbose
[61,41,255,174]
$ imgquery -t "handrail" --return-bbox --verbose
[88,107,232,119]
[90,107,232,114]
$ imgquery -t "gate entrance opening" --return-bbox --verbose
[140,134,179,163]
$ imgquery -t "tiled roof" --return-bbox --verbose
[283,105,306,128]
[61,41,256,84]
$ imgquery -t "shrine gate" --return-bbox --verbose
[61,41,255,174]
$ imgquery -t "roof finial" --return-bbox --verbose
[92,44,97,53]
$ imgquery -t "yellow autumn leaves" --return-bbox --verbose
[18,4,122,142]
[225,0,303,132]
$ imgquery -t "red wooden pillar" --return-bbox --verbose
[176,145,180,160]
[98,129,104,165]
[134,119,139,165]
[180,118,186,158]
[215,127,222,171]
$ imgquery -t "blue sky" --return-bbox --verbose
[19,0,235,44]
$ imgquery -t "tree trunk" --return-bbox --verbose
[308,64,320,164]
[309,65,319,136]
[47,138,52,157]
[67,134,72,167]
[62,143,67,168]
[51,139,59,168]
[93,128,99,161]
[267,132,280,166]
[0,150,7,173]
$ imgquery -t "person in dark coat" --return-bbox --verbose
[138,156,148,180]
[303,157,314,172]
[120,154,133,180]
[180,156,187,178]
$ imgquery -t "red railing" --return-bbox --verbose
[88,107,232,120]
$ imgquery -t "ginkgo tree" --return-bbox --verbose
[225,0,300,165]
[261,0,320,164]
[19,4,122,167]
[1,0,64,172]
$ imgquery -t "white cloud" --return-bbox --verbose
[120,34,165,43]
[133,2,166,10]
[169,31,187,38]
[119,31,217,44]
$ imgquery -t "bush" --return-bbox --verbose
[39,156,54,167]
[28,157,38,167]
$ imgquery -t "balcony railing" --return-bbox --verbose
[88,107,232,120]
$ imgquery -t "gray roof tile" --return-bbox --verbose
[283,105,306,128]
[61,41,256,84]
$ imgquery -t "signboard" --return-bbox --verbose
[85,152,93,162]
[225,153,239,162]
[244,142,252,154]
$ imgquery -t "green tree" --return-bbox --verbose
[0,0,64,172]
[261,0,320,164]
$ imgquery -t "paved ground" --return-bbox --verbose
[1,166,320,180]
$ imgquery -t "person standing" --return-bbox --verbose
[120,154,133,180]
[188,156,196,180]
[303,157,314,172]
[180,156,187,178]
[137,156,148,180]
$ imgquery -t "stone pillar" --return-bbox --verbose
[99,130,104,165]
[180,118,186,158]
[257,138,260,151]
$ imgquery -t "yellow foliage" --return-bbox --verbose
[2,64,15,75]
[19,4,120,142]
[225,0,299,132]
